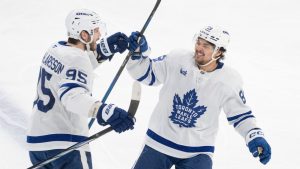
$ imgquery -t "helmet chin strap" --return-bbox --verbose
[196,47,220,68]
[79,33,94,52]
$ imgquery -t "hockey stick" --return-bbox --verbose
[88,0,161,129]
[27,82,141,169]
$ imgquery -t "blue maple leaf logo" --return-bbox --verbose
[169,89,207,128]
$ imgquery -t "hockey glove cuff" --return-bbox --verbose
[246,128,271,165]
[96,103,135,133]
[96,32,129,62]
[96,103,116,126]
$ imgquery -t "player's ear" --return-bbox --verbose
[214,49,222,58]
[80,31,91,43]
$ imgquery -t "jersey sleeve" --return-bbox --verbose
[57,54,97,118]
[222,70,258,138]
[126,54,169,86]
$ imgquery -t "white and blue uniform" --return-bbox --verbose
[127,49,258,159]
[27,41,101,152]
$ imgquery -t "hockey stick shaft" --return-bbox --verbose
[88,0,161,128]
[28,82,141,169]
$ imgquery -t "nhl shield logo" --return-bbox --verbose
[169,89,207,128]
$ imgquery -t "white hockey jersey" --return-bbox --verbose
[27,41,100,151]
[126,49,258,158]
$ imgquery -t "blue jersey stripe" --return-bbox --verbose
[59,83,86,100]
[137,60,152,82]
[27,134,88,143]
[58,41,70,46]
[227,111,252,122]
[149,70,156,86]
[137,64,151,82]
[147,129,215,153]
[233,115,255,127]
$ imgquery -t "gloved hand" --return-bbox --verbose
[96,32,129,62]
[96,103,135,133]
[246,129,271,165]
[128,31,151,59]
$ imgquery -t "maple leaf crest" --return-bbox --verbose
[169,89,207,128]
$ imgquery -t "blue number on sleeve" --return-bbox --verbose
[78,71,87,84]
[66,69,87,84]
[33,67,55,113]
[239,90,246,104]
[66,69,77,80]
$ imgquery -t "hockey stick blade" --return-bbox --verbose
[88,0,161,128]
[27,82,141,169]
[128,81,141,117]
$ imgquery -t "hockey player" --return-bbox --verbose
[126,26,271,169]
[27,9,135,169]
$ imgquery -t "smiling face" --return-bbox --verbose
[194,38,216,65]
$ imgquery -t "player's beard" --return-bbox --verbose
[194,51,208,65]
[89,40,97,51]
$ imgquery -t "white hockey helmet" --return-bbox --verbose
[195,25,230,50]
[65,9,105,40]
